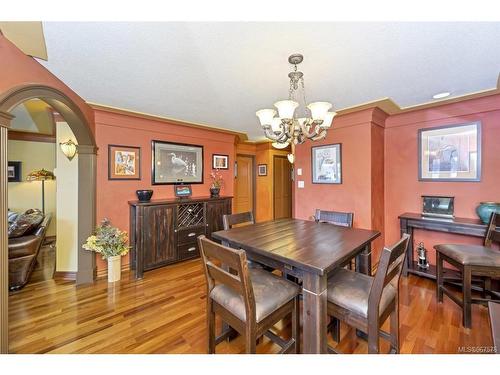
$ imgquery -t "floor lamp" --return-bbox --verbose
[27,169,55,214]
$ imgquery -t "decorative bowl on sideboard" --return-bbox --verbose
[476,202,500,224]
[136,189,153,202]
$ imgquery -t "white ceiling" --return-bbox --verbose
[39,22,500,140]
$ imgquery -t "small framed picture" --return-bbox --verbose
[212,154,229,170]
[312,143,342,184]
[418,122,481,181]
[8,161,22,182]
[174,184,192,198]
[108,145,141,180]
[258,164,267,176]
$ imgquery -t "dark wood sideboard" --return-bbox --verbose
[129,196,232,278]
[399,212,487,279]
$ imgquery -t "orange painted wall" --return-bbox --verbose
[293,108,386,260]
[0,35,94,134]
[384,94,500,265]
[95,109,237,271]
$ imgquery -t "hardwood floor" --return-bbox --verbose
[8,258,494,354]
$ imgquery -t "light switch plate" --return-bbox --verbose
[298,180,305,188]
[297,168,302,176]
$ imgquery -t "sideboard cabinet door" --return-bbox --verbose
[143,205,177,270]
[206,199,232,240]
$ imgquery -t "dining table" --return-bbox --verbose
[212,218,381,354]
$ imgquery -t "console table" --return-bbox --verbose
[399,212,487,279]
[129,196,232,279]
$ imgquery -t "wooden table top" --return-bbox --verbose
[212,219,380,276]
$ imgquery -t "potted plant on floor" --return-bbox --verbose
[83,218,129,282]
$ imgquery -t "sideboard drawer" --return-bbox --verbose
[177,225,205,244]
[178,242,200,260]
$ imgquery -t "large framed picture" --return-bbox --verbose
[418,122,481,181]
[152,140,204,185]
[8,161,22,182]
[312,143,342,184]
[108,145,141,180]
[212,154,229,170]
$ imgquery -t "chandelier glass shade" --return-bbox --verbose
[256,54,336,146]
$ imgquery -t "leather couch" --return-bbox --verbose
[8,214,51,290]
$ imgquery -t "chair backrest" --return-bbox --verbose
[222,211,255,230]
[198,235,255,320]
[314,209,353,228]
[484,212,500,248]
[368,234,411,318]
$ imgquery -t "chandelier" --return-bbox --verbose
[256,53,336,147]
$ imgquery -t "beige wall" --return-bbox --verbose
[7,139,56,236]
[55,122,79,273]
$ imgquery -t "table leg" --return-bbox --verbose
[302,273,328,354]
[356,243,372,276]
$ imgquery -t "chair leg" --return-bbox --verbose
[292,296,300,353]
[436,252,444,303]
[367,318,380,354]
[329,317,341,343]
[390,301,400,354]
[207,300,216,354]
[463,266,472,329]
[483,277,492,300]
[245,325,257,354]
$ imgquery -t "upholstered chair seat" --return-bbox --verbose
[434,244,500,267]
[210,268,300,322]
[435,212,500,328]
[327,268,396,318]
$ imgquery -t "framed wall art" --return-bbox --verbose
[108,145,141,180]
[418,122,481,182]
[8,161,22,182]
[312,143,342,184]
[212,154,229,170]
[258,164,267,176]
[152,140,204,185]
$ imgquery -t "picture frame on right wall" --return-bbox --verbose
[418,121,481,182]
[311,143,342,184]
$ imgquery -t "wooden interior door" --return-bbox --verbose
[273,155,292,219]
[234,155,254,215]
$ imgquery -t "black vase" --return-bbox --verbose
[209,187,220,198]
[136,189,153,202]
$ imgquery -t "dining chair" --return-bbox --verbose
[222,211,254,230]
[198,235,300,354]
[435,212,500,328]
[313,209,354,227]
[327,233,410,354]
[222,212,271,271]
[312,209,355,341]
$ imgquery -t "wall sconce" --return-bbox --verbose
[287,153,295,164]
[60,139,78,161]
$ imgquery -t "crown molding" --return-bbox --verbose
[88,102,248,142]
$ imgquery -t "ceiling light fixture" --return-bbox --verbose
[256,54,336,149]
[432,92,451,99]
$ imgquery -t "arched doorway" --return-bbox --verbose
[0,84,97,352]
[0,84,97,283]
